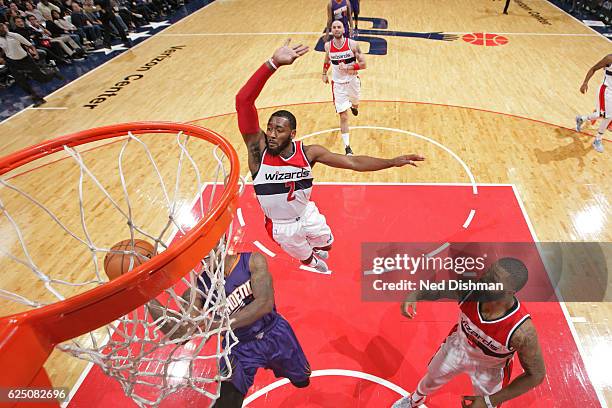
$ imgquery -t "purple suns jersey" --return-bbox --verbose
[199,252,278,341]
[331,0,350,34]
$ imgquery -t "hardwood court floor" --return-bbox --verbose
[0,0,610,405]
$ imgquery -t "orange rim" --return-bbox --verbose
[0,122,240,394]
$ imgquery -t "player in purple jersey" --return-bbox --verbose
[149,251,311,407]
[324,0,353,41]
[349,0,359,32]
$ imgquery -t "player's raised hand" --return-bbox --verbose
[391,154,425,167]
[271,39,310,67]
[461,396,487,408]
[580,82,589,94]
[401,300,417,319]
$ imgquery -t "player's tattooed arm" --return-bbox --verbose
[228,252,275,330]
[352,41,366,69]
[236,40,308,174]
[580,53,612,93]
[305,144,424,171]
[486,319,546,406]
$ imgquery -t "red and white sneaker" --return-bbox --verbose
[391,393,426,408]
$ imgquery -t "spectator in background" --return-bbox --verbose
[0,0,8,21]
[28,13,82,59]
[24,1,44,23]
[37,0,61,20]
[0,22,56,106]
[48,9,84,47]
[70,2,102,44]
[19,15,70,63]
[94,0,132,49]
[9,3,26,18]
[4,6,21,28]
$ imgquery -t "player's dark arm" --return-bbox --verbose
[346,0,354,31]
[463,319,546,407]
[147,290,204,340]
[401,289,460,319]
[306,144,424,171]
[228,252,275,329]
[580,54,612,93]
[324,2,332,40]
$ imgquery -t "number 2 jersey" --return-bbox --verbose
[252,141,313,221]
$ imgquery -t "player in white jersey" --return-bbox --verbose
[322,20,366,155]
[393,258,546,408]
[575,53,612,153]
[236,40,424,273]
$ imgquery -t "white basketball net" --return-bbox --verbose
[0,129,243,407]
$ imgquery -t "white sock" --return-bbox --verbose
[411,391,425,404]
[597,118,612,140]
[341,133,350,147]
[582,112,600,121]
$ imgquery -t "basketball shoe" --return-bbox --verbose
[391,393,426,408]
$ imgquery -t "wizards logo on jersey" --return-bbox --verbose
[316,17,458,56]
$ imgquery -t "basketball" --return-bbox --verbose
[103,239,156,281]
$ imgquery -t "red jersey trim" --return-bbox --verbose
[262,141,309,167]
[330,37,348,52]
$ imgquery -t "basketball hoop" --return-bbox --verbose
[0,122,241,407]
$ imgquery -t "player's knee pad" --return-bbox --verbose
[291,378,310,388]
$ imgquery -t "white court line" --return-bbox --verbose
[237,208,245,227]
[463,209,476,228]
[544,0,611,42]
[158,31,321,36]
[511,184,608,408]
[298,126,479,195]
[299,264,332,275]
[448,31,601,37]
[242,368,417,407]
[425,242,450,258]
[253,240,276,257]
[159,31,602,38]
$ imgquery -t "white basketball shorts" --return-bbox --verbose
[416,330,512,402]
[596,84,612,119]
[265,201,334,261]
[332,76,361,114]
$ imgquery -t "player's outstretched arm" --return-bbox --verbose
[306,144,424,171]
[236,40,309,173]
[227,252,275,329]
[400,289,460,319]
[580,54,612,94]
[322,42,331,84]
[461,319,545,408]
